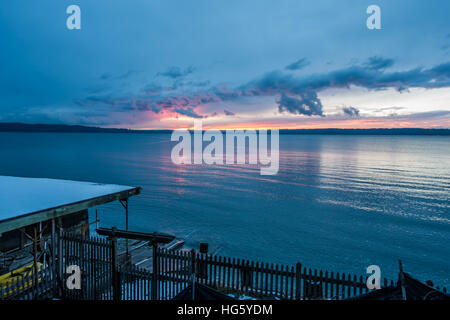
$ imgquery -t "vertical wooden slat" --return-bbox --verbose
[208,255,213,287]
[294,263,301,300]
[213,255,217,288]
[220,256,225,288]
[249,260,255,296]
[289,265,294,299]
[313,269,317,299]
[337,271,342,299]
[345,273,350,298]
[268,263,273,297]
[230,258,235,291]
[281,265,286,299]
[307,268,312,300]
[273,264,279,298]
[254,261,259,297]
[226,257,231,290]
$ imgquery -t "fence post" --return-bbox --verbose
[190,249,197,300]
[295,263,302,300]
[111,229,121,301]
[199,244,208,282]
[191,249,197,277]
[151,243,159,300]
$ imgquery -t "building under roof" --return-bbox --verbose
[0,176,140,234]
[0,176,141,272]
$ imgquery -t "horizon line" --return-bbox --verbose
[0,122,449,134]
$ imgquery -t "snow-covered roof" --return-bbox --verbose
[0,176,140,233]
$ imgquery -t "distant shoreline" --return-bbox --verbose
[0,122,449,135]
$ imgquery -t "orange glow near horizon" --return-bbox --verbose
[131,117,450,131]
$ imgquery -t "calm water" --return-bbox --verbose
[0,133,449,286]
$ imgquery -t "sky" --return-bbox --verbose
[1,0,450,129]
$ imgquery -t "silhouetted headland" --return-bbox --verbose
[0,122,448,135]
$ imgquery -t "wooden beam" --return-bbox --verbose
[96,227,175,244]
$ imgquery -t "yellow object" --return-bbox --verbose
[0,263,43,298]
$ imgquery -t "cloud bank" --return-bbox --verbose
[78,57,450,122]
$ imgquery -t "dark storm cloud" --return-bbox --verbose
[277,93,324,116]
[177,80,211,88]
[131,99,161,113]
[285,58,310,71]
[141,83,163,95]
[157,66,195,79]
[224,109,235,116]
[429,62,450,78]
[342,106,360,117]
[364,56,395,70]
[173,107,203,118]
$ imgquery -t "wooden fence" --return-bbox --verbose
[56,234,401,300]
[117,265,153,300]
[7,233,448,300]
[60,233,155,300]
[156,248,396,300]
[60,233,114,300]
[0,265,55,300]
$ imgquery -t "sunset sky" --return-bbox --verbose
[1,0,450,129]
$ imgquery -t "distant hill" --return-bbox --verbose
[0,122,176,133]
[0,122,133,133]
[0,122,448,135]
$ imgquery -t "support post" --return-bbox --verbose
[120,199,129,260]
[199,243,208,254]
[151,243,159,300]
[199,243,208,281]
[295,262,302,300]
[111,228,121,301]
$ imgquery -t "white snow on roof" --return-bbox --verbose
[0,176,136,222]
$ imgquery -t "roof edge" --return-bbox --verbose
[0,186,141,234]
